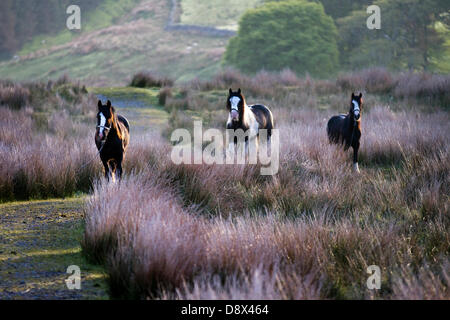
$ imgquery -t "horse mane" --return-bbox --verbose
[240,93,247,122]
[240,93,246,104]
[111,109,122,140]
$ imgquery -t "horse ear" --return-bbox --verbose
[229,88,233,95]
[238,88,241,94]
[98,100,102,109]
[351,92,355,99]
[107,100,112,108]
[359,93,362,98]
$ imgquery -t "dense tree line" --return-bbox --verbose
[226,0,450,75]
[0,0,103,59]
[336,0,450,71]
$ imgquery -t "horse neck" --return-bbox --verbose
[346,115,361,133]
[355,117,361,130]
[109,113,122,140]
[240,100,250,126]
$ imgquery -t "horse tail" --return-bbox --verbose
[267,109,274,139]
[118,115,130,133]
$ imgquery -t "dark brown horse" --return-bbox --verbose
[327,93,363,172]
[95,100,130,181]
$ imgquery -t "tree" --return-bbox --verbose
[0,0,105,59]
[314,0,368,19]
[337,0,450,71]
[224,0,339,77]
[0,0,17,59]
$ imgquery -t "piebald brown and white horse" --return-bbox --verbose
[226,88,274,156]
[327,92,363,172]
[95,100,130,181]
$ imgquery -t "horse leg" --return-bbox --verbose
[102,161,110,181]
[109,161,117,183]
[262,129,271,156]
[225,141,234,163]
[236,140,246,164]
[247,135,258,164]
[116,160,123,180]
[244,139,248,163]
[352,142,360,173]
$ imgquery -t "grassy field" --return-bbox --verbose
[0,0,448,301]
[1,69,448,299]
[82,69,449,299]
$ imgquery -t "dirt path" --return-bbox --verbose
[0,88,167,299]
[0,198,108,299]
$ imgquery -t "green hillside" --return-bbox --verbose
[0,0,447,86]
[180,0,263,30]
[0,0,258,86]
[17,0,141,56]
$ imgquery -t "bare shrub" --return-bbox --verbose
[83,172,205,297]
[170,268,323,300]
[394,72,450,107]
[0,107,100,201]
[392,263,450,299]
[0,79,99,201]
[0,83,30,109]
[130,71,174,88]
[158,86,172,106]
[335,68,450,108]
[337,67,396,94]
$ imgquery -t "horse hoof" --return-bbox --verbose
[353,163,360,173]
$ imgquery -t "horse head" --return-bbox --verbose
[350,92,363,121]
[96,100,119,144]
[227,88,245,123]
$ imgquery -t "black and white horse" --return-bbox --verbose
[95,100,130,181]
[226,88,274,156]
[327,93,363,172]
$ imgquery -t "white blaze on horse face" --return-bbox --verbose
[352,100,360,117]
[230,96,240,121]
[99,112,106,136]
[230,96,240,110]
